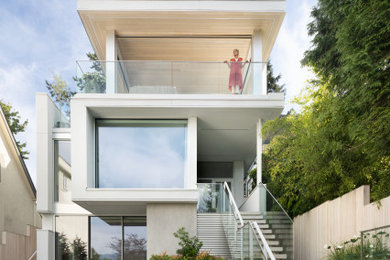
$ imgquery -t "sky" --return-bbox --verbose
[0,0,317,185]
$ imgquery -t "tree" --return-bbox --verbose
[267,61,285,93]
[45,75,75,117]
[45,52,105,117]
[72,236,88,260]
[56,233,71,260]
[73,52,106,94]
[261,0,390,217]
[0,101,29,159]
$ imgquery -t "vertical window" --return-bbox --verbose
[96,119,187,188]
[123,217,147,260]
[54,140,71,203]
[55,216,88,260]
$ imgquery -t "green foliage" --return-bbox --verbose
[173,227,203,258]
[267,61,285,93]
[0,101,29,159]
[45,52,104,118]
[72,237,87,260]
[150,253,175,260]
[56,233,87,260]
[45,74,76,117]
[262,0,390,217]
[73,52,106,93]
[325,231,390,260]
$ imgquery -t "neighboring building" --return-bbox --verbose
[36,0,292,259]
[0,107,41,259]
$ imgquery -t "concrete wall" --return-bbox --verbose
[294,185,390,260]
[146,203,197,258]
[239,186,259,211]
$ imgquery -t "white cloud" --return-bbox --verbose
[0,64,39,184]
[0,0,92,185]
[270,0,318,113]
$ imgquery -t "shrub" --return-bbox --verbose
[150,252,174,260]
[174,228,203,258]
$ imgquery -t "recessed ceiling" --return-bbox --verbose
[78,11,285,61]
[117,37,251,61]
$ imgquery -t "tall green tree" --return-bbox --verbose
[267,61,285,93]
[46,52,105,116]
[262,0,390,217]
[0,101,29,159]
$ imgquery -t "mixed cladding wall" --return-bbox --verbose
[294,185,390,260]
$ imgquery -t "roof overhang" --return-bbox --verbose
[77,1,286,61]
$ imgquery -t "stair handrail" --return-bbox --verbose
[259,182,293,223]
[27,250,37,260]
[251,221,276,260]
[223,182,244,228]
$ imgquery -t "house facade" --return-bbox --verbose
[0,107,41,259]
[36,0,291,259]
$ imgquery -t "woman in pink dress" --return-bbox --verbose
[225,49,248,94]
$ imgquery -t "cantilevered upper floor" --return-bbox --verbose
[76,0,286,96]
[78,0,286,62]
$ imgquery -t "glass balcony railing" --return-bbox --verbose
[53,60,269,127]
[197,183,225,213]
[76,60,267,95]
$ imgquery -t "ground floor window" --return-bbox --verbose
[55,216,146,260]
[55,215,89,260]
[90,216,147,260]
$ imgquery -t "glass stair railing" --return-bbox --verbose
[221,182,278,260]
[258,183,294,260]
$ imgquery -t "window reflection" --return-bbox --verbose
[90,217,122,260]
[54,140,71,203]
[55,216,88,260]
[90,216,147,260]
[124,217,147,260]
[96,120,187,188]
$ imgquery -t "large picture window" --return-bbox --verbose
[96,119,187,188]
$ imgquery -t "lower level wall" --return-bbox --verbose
[147,203,197,259]
[294,185,390,260]
[0,225,37,260]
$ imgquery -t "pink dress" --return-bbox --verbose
[229,57,243,91]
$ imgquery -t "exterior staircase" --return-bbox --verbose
[241,211,292,260]
[197,213,232,259]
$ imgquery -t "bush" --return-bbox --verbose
[150,228,224,260]
[174,228,203,258]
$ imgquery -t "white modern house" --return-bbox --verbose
[36,0,292,259]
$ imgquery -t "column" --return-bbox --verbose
[106,29,117,93]
[37,214,55,260]
[251,30,266,95]
[187,117,197,189]
[256,119,263,184]
[233,161,245,207]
